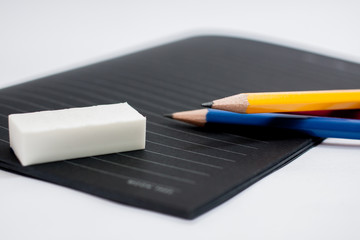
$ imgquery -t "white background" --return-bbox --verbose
[1,1,360,239]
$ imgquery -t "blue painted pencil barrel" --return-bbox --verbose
[206,109,360,139]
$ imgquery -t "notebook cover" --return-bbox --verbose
[1,36,359,219]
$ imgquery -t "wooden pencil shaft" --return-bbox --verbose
[211,89,360,113]
[172,109,207,127]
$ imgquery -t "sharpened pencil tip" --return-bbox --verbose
[201,101,213,108]
[163,113,174,119]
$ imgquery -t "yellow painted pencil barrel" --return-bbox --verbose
[205,89,360,113]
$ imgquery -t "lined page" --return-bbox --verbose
[1,36,359,219]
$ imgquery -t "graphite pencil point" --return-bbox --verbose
[201,102,213,108]
[163,113,174,119]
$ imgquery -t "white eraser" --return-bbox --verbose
[9,102,146,166]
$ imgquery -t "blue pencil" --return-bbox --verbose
[166,109,360,139]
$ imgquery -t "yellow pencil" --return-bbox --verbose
[202,89,360,113]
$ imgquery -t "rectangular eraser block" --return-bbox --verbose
[9,102,146,166]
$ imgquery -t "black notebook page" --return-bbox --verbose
[1,36,360,219]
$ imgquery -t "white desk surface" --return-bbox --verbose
[1,1,360,239]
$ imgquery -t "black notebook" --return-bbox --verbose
[1,36,360,219]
